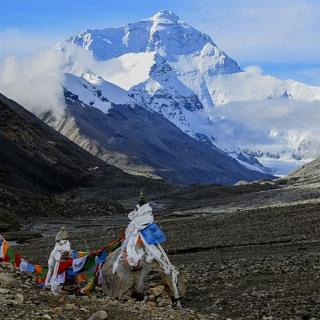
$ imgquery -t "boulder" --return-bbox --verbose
[102,248,186,304]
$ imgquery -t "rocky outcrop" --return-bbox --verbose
[102,248,186,305]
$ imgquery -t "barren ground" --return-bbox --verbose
[6,190,320,320]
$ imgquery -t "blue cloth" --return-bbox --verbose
[66,268,76,280]
[140,223,166,245]
[27,263,35,273]
[96,249,108,265]
[71,250,78,259]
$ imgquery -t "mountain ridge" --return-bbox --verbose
[58,10,320,176]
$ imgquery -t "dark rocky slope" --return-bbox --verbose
[0,93,106,193]
[0,93,176,230]
[44,93,273,185]
[0,93,173,197]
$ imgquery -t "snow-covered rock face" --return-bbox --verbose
[129,54,204,135]
[60,10,320,176]
[62,10,240,121]
[64,72,131,114]
[68,10,239,66]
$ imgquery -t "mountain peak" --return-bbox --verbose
[151,10,180,23]
[64,11,240,66]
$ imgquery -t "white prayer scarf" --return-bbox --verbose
[45,240,71,291]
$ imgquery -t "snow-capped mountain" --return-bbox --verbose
[68,10,240,73]
[58,10,320,176]
[64,9,240,110]
[43,72,272,185]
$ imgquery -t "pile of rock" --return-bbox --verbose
[0,261,210,320]
[102,248,186,307]
[146,284,172,307]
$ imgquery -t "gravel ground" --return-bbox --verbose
[4,200,320,319]
[0,263,209,320]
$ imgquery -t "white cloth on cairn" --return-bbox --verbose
[112,203,180,300]
[45,239,71,292]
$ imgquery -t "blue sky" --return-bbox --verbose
[1,0,320,85]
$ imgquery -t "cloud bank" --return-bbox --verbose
[0,49,66,117]
[207,98,320,155]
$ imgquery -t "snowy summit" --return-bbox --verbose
[57,10,320,176]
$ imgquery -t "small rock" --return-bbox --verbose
[15,293,24,302]
[65,303,76,310]
[6,299,18,305]
[158,298,172,307]
[0,288,10,294]
[147,301,157,308]
[80,307,90,314]
[147,294,156,302]
[53,307,63,314]
[88,310,108,320]
[148,285,165,297]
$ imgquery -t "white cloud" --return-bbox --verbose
[244,65,263,75]
[210,99,320,152]
[217,99,320,132]
[0,49,66,117]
